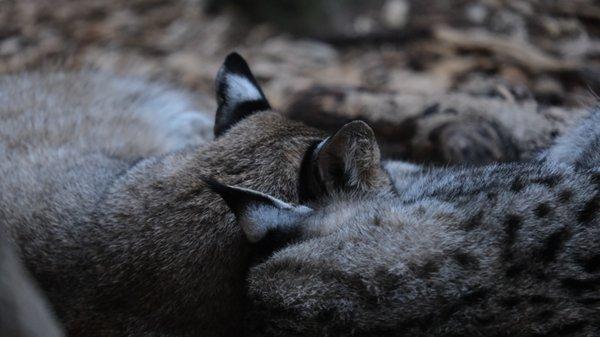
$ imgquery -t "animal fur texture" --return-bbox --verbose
[0,234,64,337]
[0,54,392,336]
[223,108,600,336]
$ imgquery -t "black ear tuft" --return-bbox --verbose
[219,52,258,80]
[214,52,271,137]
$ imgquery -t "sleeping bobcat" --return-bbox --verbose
[0,54,392,336]
[210,108,600,336]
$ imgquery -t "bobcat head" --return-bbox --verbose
[206,52,393,248]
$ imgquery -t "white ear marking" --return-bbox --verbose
[225,74,263,105]
[214,53,271,137]
[315,137,329,154]
[203,177,314,243]
[243,204,313,243]
[227,184,297,210]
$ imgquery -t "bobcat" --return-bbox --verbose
[0,54,392,336]
[0,234,64,337]
[210,108,600,336]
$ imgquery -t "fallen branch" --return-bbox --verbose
[434,27,581,73]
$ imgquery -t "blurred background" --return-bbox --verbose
[2,0,599,165]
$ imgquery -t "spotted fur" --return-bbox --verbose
[239,109,600,336]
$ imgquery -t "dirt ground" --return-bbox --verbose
[1,0,599,164]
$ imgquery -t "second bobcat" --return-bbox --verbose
[214,109,600,336]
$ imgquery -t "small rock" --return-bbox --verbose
[382,0,409,29]
[465,4,488,24]
[353,16,375,34]
[534,76,563,95]
[0,37,21,57]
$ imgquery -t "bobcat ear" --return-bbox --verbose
[202,178,312,243]
[300,121,387,201]
[214,52,271,137]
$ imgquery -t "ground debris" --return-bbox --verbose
[286,85,588,164]
[0,0,598,164]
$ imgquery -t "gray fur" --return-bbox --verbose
[245,108,600,336]
[542,106,600,171]
[0,235,64,337]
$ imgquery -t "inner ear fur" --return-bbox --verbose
[300,121,387,201]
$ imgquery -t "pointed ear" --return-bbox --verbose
[214,52,271,137]
[202,178,312,243]
[299,121,388,201]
